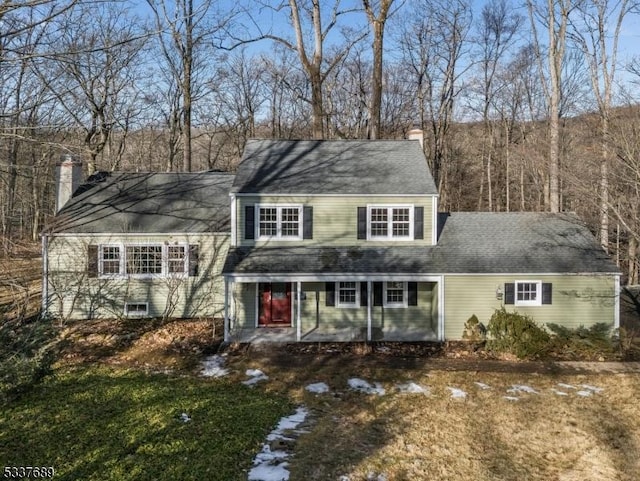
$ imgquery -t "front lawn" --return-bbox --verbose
[0,366,291,481]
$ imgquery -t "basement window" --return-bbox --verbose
[124,302,149,317]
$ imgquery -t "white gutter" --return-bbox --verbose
[614,274,620,331]
[230,193,237,247]
[41,234,49,317]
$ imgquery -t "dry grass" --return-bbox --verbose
[225,354,640,481]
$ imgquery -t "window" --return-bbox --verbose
[256,205,302,240]
[384,281,408,308]
[167,245,187,274]
[124,302,148,317]
[96,243,192,278]
[367,205,413,240]
[336,281,359,308]
[126,245,163,275]
[515,281,542,306]
[100,245,122,275]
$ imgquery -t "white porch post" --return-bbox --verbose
[367,281,372,341]
[296,281,302,341]
[223,278,230,342]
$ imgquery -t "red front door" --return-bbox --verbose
[258,282,292,326]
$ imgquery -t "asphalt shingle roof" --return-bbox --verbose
[223,212,618,275]
[46,171,234,234]
[231,139,438,195]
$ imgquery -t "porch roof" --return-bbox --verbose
[223,246,436,276]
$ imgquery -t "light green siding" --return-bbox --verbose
[236,195,435,247]
[230,281,438,341]
[46,233,229,320]
[443,275,616,340]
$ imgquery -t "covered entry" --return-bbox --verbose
[258,282,292,326]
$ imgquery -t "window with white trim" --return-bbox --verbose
[367,205,413,240]
[167,245,187,274]
[515,281,542,306]
[126,245,163,275]
[384,281,408,308]
[124,302,148,317]
[97,243,189,278]
[336,281,360,308]
[100,245,122,275]
[257,205,302,240]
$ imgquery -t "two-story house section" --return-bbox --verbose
[222,139,443,342]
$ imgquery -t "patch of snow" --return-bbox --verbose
[447,387,467,399]
[305,382,330,394]
[474,382,491,390]
[180,413,191,423]
[366,472,387,481]
[557,383,576,390]
[247,462,290,481]
[199,354,229,378]
[507,385,539,395]
[243,369,269,386]
[338,476,351,481]
[551,389,569,396]
[396,382,430,395]
[504,396,519,401]
[581,384,604,393]
[576,390,593,397]
[348,378,386,396]
[249,406,309,481]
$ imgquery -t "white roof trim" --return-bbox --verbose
[47,232,230,237]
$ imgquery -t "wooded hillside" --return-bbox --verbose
[1,0,638,284]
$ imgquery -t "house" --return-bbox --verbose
[42,139,620,342]
[42,159,233,320]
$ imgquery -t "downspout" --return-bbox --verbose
[41,234,49,317]
[614,274,620,332]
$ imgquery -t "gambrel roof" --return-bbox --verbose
[231,139,438,195]
[45,171,234,234]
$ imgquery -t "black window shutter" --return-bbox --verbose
[357,207,367,239]
[245,205,255,240]
[504,283,515,304]
[542,283,552,304]
[88,245,98,278]
[189,244,199,277]
[408,282,418,306]
[373,282,383,306]
[303,206,313,239]
[325,282,335,306]
[360,282,368,307]
[414,207,424,240]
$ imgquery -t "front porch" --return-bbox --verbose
[223,276,443,343]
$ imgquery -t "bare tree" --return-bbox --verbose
[362,0,397,139]
[473,0,522,211]
[41,2,147,174]
[396,0,472,203]
[570,0,639,252]
[256,0,366,139]
[527,0,578,213]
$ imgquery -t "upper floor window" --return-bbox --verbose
[367,205,413,240]
[256,204,303,240]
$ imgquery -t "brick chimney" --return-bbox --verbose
[55,154,83,212]
[407,128,424,149]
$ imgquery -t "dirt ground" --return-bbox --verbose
[55,314,640,375]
